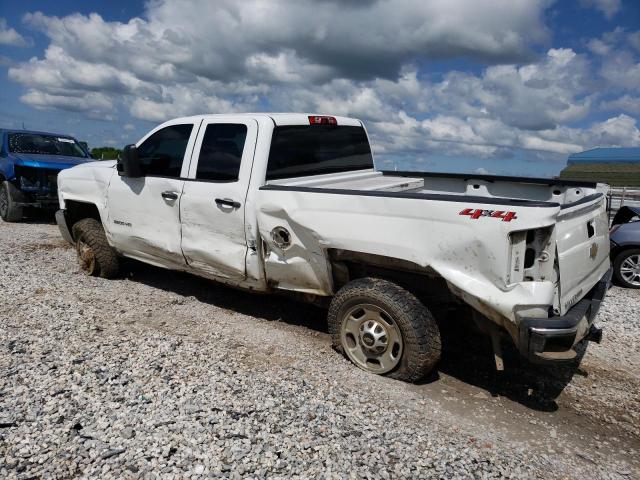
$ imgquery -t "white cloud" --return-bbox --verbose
[19,0,549,86]
[0,17,31,47]
[580,0,621,19]
[585,114,640,146]
[127,81,262,122]
[9,45,161,98]
[428,48,593,131]
[586,28,640,90]
[20,90,114,121]
[6,1,640,168]
[370,111,585,158]
[601,95,640,114]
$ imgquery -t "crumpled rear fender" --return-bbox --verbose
[255,189,560,328]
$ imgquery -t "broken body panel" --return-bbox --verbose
[56,113,611,364]
[0,129,91,209]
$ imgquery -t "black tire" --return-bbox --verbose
[328,277,441,382]
[0,181,24,222]
[613,248,640,289]
[72,218,120,279]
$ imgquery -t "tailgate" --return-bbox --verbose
[556,194,610,315]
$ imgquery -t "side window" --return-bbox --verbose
[137,124,193,177]
[196,124,247,181]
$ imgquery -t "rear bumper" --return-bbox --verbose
[517,267,612,363]
[55,209,74,244]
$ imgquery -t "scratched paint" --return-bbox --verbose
[57,113,611,342]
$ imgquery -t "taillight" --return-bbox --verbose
[308,115,337,125]
[508,227,555,284]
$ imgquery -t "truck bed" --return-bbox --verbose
[260,168,610,320]
[264,169,603,208]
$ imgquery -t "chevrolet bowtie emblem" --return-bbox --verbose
[589,243,599,260]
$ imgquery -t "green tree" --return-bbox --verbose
[90,147,122,160]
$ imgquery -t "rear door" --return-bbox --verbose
[180,117,258,279]
[106,120,199,266]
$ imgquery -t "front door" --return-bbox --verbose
[180,117,258,279]
[107,120,200,266]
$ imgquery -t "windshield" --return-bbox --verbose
[266,125,373,180]
[8,133,88,158]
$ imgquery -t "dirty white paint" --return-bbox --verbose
[58,113,611,336]
[555,198,610,314]
[106,117,200,268]
[180,116,259,280]
[57,160,114,225]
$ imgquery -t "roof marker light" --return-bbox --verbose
[308,116,337,125]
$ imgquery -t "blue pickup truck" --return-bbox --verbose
[0,129,92,222]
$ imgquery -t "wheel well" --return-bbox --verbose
[611,244,640,261]
[65,201,101,237]
[328,249,453,305]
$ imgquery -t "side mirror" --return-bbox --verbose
[117,144,143,177]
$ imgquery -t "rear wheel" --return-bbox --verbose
[613,249,640,289]
[72,218,120,278]
[0,181,23,222]
[328,277,441,382]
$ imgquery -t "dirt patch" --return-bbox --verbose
[21,239,72,252]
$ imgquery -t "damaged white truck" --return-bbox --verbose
[56,114,612,382]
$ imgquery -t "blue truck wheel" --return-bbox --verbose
[0,181,23,222]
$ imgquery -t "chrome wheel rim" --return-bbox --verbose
[77,238,96,274]
[620,254,640,287]
[340,304,403,374]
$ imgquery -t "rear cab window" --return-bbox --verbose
[195,124,247,182]
[266,125,373,180]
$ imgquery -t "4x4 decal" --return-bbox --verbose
[459,208,517,222]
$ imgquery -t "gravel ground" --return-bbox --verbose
[1,219,639,479]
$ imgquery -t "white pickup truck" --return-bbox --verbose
[56,113,611,381]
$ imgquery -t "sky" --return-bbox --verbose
[0,0,639,177]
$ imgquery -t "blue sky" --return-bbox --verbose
[1,0,639,176]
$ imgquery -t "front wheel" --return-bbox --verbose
[328,277,441,382]
[0,181,24,222]
[613,249,640,289]
[72,218,120,279]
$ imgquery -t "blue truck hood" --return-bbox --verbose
[10,153,91,170]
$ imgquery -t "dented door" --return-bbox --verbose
[106,121,199,266]
[180,117,258,279]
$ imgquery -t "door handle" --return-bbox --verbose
[215,198,241,209]
[161,191,179,200]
